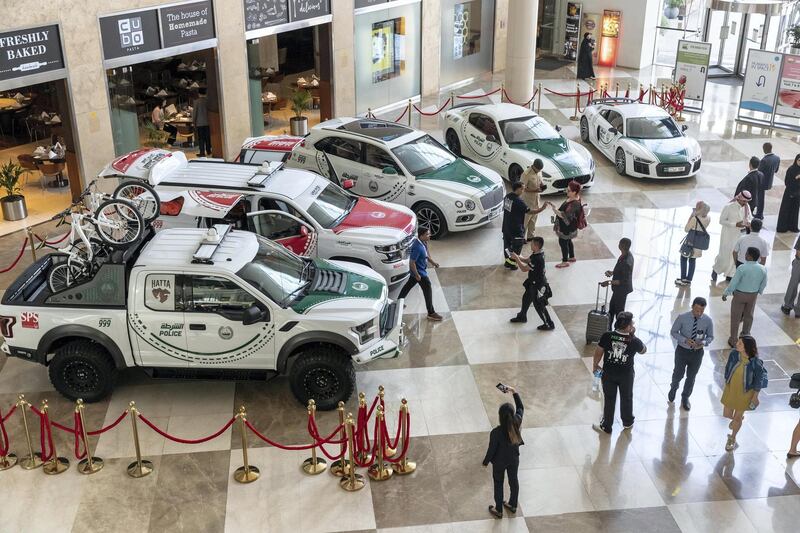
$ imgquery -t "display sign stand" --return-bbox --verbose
[673,40,712,114]
[736,48,782,130]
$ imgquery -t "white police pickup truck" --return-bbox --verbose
[0,225,403,409]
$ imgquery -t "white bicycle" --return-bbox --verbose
[47,181,145,292]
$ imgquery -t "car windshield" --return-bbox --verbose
[626,117,681,139]
[237,235,311,305]
[305,181,356,229]
[391,135,455,175]
[500,116,561,144]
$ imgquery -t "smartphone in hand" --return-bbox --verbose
[496,383,509,393]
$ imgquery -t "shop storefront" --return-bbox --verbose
[354,0,422,113]
[0,23,79,232]
[243,0,333,137]
[439,0,495,88]
[99,0,221,158]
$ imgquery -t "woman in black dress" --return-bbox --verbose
[483,386,523,519]
[576,33,596,81]
[777,154,800,233]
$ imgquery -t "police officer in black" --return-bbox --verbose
[509,236,555,330]
[502,182,529,270]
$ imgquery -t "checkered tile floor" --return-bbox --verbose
[1,64,800,532]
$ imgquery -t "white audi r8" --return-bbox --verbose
[580,98,702,179]
[443,102,595,193]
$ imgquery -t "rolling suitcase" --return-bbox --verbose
[586,282,609,344]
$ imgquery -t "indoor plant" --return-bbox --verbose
[664,0,683,20]
[290,89,312,136]
[0,159,27,221]
[142,120,170,148]
[787,24,800,54]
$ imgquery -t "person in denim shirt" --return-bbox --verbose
[721,335,766,451]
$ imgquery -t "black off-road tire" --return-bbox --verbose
[288,346,355,410]
[49,340,117,402]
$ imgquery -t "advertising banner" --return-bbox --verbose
[776,54,800,118]
[100,10,161,60]
[740,49,781,114]
[0,24,65,83]
[597,10,620,67]
[563,2,582,61]
[674,40,711,102]
[159,0,215,49]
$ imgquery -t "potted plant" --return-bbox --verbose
[664,0,682,20]
[142,120,170,148]
[290,89,312,136]
[787,24,800,55]
[0,160,27,221]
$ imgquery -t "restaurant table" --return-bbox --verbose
[32,153,68,188]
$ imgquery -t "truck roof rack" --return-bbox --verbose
[192,224,233,264]
[589,97,638,106]
[247,161,283,188]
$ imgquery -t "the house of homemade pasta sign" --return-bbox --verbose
[0,25,65,82]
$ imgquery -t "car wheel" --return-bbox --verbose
[289,346,355,411]
[615,148,627,176]
[445,129,461,156]
[49,340,117,402]
[415,202,448,239]
[580,117,590,143]
[509,164,523,183]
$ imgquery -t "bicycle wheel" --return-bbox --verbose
[93,199,144,248]
[113,180,160,223]
[48,262,84,293]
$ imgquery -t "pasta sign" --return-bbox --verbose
[0,25,65,83]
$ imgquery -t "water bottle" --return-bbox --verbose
[592,369,602,392]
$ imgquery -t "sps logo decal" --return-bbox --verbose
[0,316,16,338]
[20,312,39,329]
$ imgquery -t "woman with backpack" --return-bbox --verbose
[721,335,767,451]
[676,201,711,286]
[549,180,586,269]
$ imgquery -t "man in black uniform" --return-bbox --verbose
[735,156,763,216]
[502,182,529,270]
[592,311,647,434]
[602,237,634,329]
[508,236,554,330]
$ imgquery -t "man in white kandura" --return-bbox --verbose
[712,191,751,283]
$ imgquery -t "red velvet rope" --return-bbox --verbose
[412,98,451,116]
[243,418,344,450]
[34,231,70,246]
[455,87,502,99]
[0,238,28,273]
[139,414,235,444]
[38,410,53,462]
[366,396,379,420]
[1,404,16,423]
[638,88,648,102]
[543,87,593,98]
[352,415,379,467]
[624,88,630,98]
[307,416,346,460]
[384,410,403,450]
[87,410,128,436]
[0,406,11,456]
[73,412,87,460]
[393,106,409,123]
[380,412,410,464]
[502,88,538,107]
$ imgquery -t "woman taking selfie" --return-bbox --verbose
[482,386,524,519]
[721,335,767,451]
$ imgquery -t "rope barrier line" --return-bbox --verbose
[543,87,594,98]
[1,404,16,423]
[0,406,11,456]
[243,418,344,450]
[73,412,87,460]
[380,412,410,464]
[307,416,347,461]
[501,88,538,107]
[0,238,29,274]
[353,415,380,467]
[33,231,70,247]
[392,106,409,123]
[87,410,128,436]
[455,87,502,99]
[38,410,53,462]
[139,414,236,445]
[412,98,451,116]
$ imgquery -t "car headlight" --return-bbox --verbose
[352,318,377,344]
[633,156,655,164]
[465,199,476,211]
[375,242,406,263]
[455,200,464,208]
[375,243,402,253]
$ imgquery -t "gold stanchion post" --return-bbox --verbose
[26,228,37,262]
[339,413,365,492]
[615,82,620,97]
[500,82,505,103]
[537,82,542,113]
[329,401,348,477]
[75,399,103,474]
[233,406,259,483]
[377,386,395,457]
[0,403,16,469]
[126,402,153,478]
[41,400,69,475]
[393,399,415,475]
[627,82,631,97]
[16,394,41,470]
[355,392,367,463]
[570,83,579,120]
[407,99,412,127]
[367,108,372,118]
[450,91,455,109]
[367,406,393,481]
[302,400,327,475]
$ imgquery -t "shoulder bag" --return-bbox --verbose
[685,216,710,251]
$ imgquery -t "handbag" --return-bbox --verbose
[685,216,710,251]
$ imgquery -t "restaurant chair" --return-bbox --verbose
[175,123,194,147]
[39,162,66,188]
[17,154,43,189]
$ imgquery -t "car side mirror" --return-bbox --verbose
[342,179,355,190]
[382,166,398,175]
[608,127,618,135]
[242,305,267,326]
[681,124,689,132]
[555,125,562,132]
[486,134,498,144]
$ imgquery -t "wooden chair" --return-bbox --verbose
[38,162,66,188]
[17,154,42,189]
[174,123,194,147]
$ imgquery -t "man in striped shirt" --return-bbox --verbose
[669,297,714,411]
